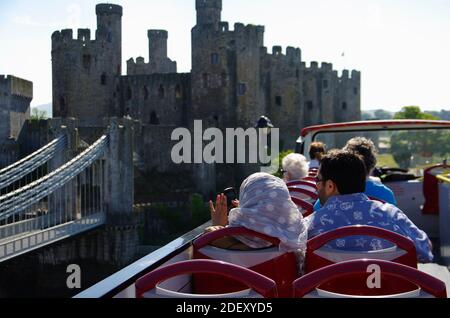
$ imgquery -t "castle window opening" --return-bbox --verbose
[101,73,107,85]
[306,101,314,110]
[144,86,149,100]
[296,69,300,79]
[211,53,219,65]
[238,83,247,96]
[175,85,182,99]
[354,87,358,95]
[275,96,282,106]
[126,87,132,100]
[82,55,91,69]
[323,80,329,89]
[107,32,112,43]
[202,73,210,88]
[150,112,160,125]
[342,102,347,110]
[158,85,165,98]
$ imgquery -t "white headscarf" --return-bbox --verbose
[228,173,308,252]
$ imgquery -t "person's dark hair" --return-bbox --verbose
[343,137,378,176]
[319,150,366,194]
[309,142,327,161]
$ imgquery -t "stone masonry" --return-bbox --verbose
[51,0,361,193]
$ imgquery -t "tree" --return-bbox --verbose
[374,109,393,120]
[30,108,48,121]
[394,106,439,120]
[391,106,446,169]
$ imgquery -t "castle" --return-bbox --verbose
[0,0,362,195]
[51,0,361,152]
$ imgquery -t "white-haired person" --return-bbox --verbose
[205,173,308,269]
[281,153,309,183]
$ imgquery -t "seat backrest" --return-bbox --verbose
[308,169,318,177]
[288,187,318,201]
[423,164,450,215]
[192,227,298,298]
[287,181,317,192]
[135,260,278,298]
[294,259,447,298]
[305,225,417,274]
[291,197,314,217]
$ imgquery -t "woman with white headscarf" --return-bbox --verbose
[207,173,308,263]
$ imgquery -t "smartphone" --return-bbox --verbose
[223,187,237,211]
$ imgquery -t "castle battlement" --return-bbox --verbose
[196,0,221,10]
[304,61,335,72]
[148,30,168,39]
[52,28,96,49]
[0,75,33,99]
[262,46,301,63]
[96,3,123,16]
[231,23,264,35]
[338,69,360,81]
[321,62,333,71]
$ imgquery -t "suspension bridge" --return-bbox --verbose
[0,118,134,264]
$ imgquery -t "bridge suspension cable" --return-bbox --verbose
[0,135,67,190]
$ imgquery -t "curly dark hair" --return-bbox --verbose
[343,137,378,176]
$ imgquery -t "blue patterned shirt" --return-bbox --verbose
[306,193,433,263]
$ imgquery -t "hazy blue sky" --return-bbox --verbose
[1,0,450,111]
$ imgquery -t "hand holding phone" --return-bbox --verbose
[223,187,238,210]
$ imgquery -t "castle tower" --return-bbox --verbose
[192,0,265,128]
[335,69,361,123]
[96,3,123,75]
[196,0,222,26]
[148,30,168,62]
[52,4,122,121]
[126,30,177,75]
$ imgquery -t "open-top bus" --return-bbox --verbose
[76,120,450,298]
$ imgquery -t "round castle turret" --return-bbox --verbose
[148,30,168,62]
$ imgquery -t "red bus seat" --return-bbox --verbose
[291,197,314,217]
[288,187,318,205]
[135,260,278,298]
[305,225,417,274]
[286,180,317,192]
[192,227,298,298]
[294,259,447,298]
[423,164,449,215]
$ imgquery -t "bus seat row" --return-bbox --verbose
[136,259,446,298]
[135,226,447,298]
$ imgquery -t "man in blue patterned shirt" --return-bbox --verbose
[305,150,433,263]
